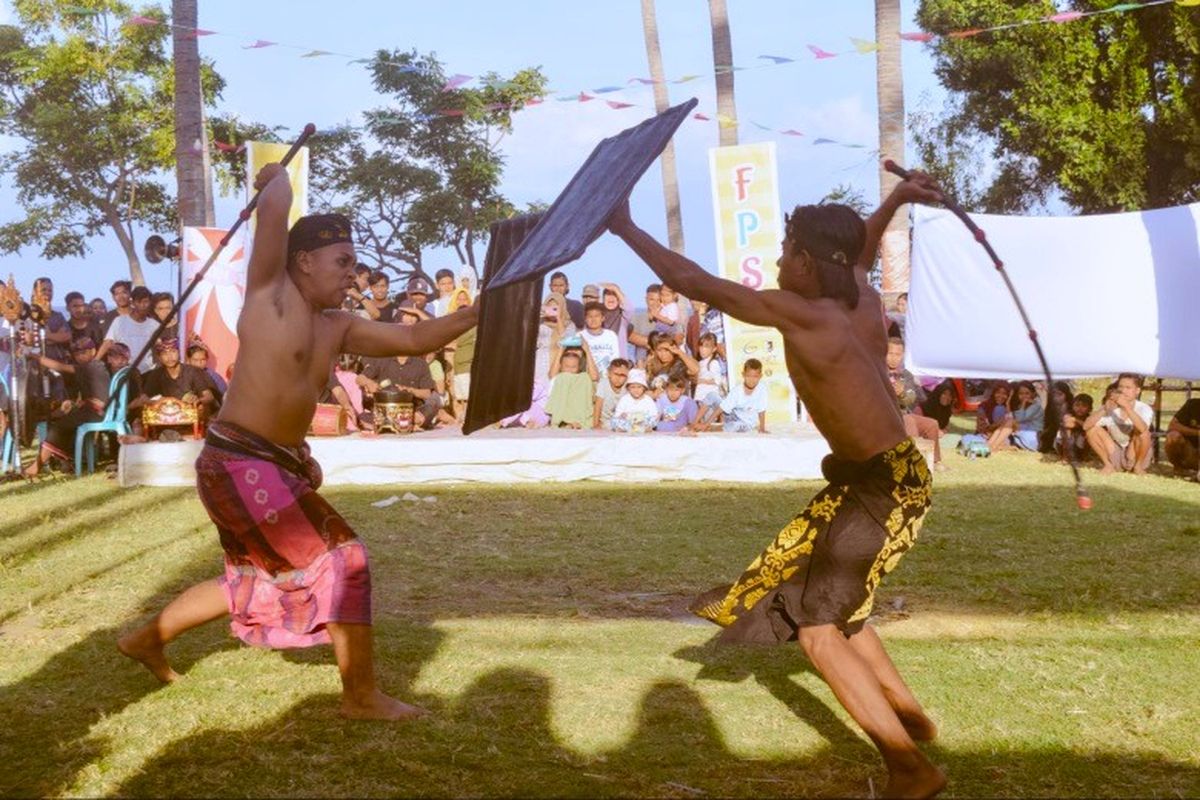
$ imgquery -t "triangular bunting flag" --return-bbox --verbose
[807,44,837,59]
[693,113,711,121]
[1047,11,1085,22]
[630,77,658,85]
[757,55,795,64]
[244,39,276,49]
[900,31,935,42]
[717,114,738,128]
[781,129,804,136]
[948,28,984,39]
[850,38,879,54]
[606,100,634,109]
[593,86,623,93]
[673,75,701,83]
[813,138,835,145]
[751,121,772,131]
[442,74,473,91]
[189,28,216,37]
[301,50,333,58]
[126,15,159,26]
[578,92,595,102]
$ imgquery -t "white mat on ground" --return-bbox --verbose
[119,426,832,487]
[908,203,1200,380]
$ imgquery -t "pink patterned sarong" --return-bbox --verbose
[195,420,371,649]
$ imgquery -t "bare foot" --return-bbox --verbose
[1132,466,1148,475]
[117,627,180,684]
[884,762,946,799]
[339,690,428,721]
[897,709,939,742]
[1098,464,1116,475]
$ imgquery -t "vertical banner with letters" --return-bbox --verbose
[708,142,797,424]
[245,140,310,231]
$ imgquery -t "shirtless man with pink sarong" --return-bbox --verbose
[119,163,477,720]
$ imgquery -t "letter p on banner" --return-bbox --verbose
[709,142,796,424]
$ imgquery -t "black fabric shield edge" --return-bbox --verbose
[484,97,698,292]
[462,213,545,435]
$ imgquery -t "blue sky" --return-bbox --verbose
[0,0,945,304]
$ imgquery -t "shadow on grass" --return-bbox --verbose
[0,547,230,797]
[109,663,1200,798]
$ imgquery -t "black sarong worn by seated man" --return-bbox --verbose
[691,437,932,641]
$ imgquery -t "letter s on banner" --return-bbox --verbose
[740,256,764,289]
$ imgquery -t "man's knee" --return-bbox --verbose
[798,623,843,659]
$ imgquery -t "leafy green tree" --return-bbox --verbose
[914,0,1200,213]
[351,50,547,275]
[0,1,222,284]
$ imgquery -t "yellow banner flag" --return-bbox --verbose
[850,37,880,54]
[245,140,310,230]
[708,142,797,425]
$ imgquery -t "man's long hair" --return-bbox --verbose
[785,204,865,309]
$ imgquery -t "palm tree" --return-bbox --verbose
[875,0,908,293]
[172,0,214,228]
[708,0,738,147]
[640,0,685,253]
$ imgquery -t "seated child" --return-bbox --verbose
[1001,380,1044,451]
[545,348,595,429]
[1056,392,1094,464]
[611,368,658,433]
[594,358,631,429]
[697,358,767,433]
[693,332,727,405]
[655,377,699,433]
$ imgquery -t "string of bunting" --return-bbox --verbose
[117,0,1194,151]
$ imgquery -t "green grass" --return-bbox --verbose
[1,452,1198,798]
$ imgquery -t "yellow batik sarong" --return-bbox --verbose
[691,437,932,641]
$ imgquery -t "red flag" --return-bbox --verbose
[900,31,935,42]
[606,100,634,109]
[807,44,837,59]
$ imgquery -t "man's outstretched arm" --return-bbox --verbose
[608,203,802,330]
[857,171,943,272]
[340,306,478,358]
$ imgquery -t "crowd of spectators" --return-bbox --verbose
[884,293,1196,476]
[323,267,765,436]
[3,275,1197,479]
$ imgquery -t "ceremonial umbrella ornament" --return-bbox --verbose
[180,227,250,375]
[884,160,1092,510]
[464,99,698,434]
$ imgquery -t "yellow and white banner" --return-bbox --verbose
[708,141,796,424]
[245,140,309,230]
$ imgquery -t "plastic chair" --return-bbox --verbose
[74,367,131,476]
[2,420,46,472]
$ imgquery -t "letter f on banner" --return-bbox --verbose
[733,165,755,202]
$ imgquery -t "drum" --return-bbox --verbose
[143,397,201,439]
[373,384,414,434]
[309,403,348,436]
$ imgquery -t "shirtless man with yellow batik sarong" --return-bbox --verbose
[608,172,947,799]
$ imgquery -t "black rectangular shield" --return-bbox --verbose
[483,98,698,291]
[462,213,545,435]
